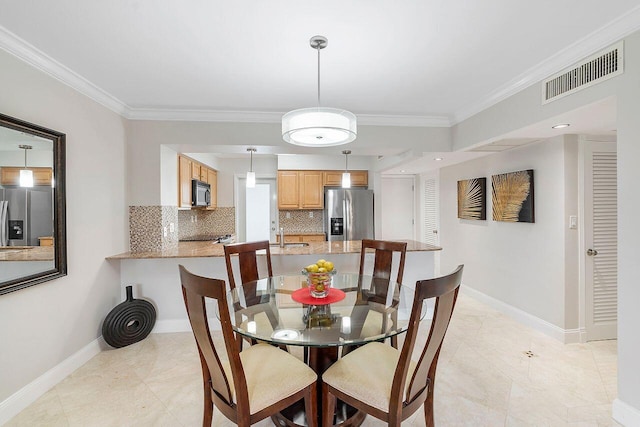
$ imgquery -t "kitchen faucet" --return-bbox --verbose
[279,227,285,248]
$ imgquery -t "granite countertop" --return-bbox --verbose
[0,246,55,261]
[106,240,441,260]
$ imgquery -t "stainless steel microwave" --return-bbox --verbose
[192,179,211,207]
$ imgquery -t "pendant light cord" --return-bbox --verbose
[317,45,321,107]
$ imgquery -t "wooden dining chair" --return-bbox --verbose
[224,240,279,350]
[223,240,273,290]
[354,239,408,349]
[179,265,318,427]
[322,265,464,427]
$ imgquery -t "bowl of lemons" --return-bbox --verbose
[302,259,336,298]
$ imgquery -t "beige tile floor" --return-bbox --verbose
[7,294,620,426]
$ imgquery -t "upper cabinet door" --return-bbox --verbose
[300,171,324,209]
[323,170,368,187]
[191,163,201,181]
[178,156,193,208]
[207,169,218,209]
[278,171,300,209]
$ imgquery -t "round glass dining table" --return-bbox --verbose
[226,273,420,426]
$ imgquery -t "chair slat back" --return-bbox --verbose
[224,240,273,289]
[393,265,463,405]
[179,265,247,408]
[358,239,407,285]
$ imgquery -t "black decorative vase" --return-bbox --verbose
[102,286,156,348]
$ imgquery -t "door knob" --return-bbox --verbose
[587,248,598,256]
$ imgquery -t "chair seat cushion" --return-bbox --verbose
[223,343,316,414]
[322,342,416,412]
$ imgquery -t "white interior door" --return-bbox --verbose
[380,176,415,240]
[584,141,617,341]
[246,184,271,242]
[236,177,277,243]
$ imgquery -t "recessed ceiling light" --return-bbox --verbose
[434,157,443,161]
[400,169,406,173]
[552,123,570,129]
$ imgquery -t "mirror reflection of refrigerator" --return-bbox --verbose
[325,189,374,241]
[0,186,53,246]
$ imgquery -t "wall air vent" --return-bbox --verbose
[542,41,623,104]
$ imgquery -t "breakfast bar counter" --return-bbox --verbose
[106,240,441,332]
[106,239,440,260]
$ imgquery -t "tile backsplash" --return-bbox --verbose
[129,206,178,252]
[178,207,235,240]
[278,210,324,233]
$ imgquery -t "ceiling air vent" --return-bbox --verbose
[542,41,623,104]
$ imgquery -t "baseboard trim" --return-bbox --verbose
[460,285,581,344]
[613,398,640,426]
[0,336,106,426]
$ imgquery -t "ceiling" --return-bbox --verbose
[0,1,637,169]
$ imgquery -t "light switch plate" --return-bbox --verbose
[286,212,291,219]
[569,215,577,229]
[169,222,175,233]
[309,212,314,218]
[163,226,168,237]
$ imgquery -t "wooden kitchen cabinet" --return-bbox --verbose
[323,170,368,187]
[278,170,324,209]
[178,155,217,209]
[191,163,201,181]
[276,233,326,243]
[277,171,301,209]
[207,168,217,209]
[299,171,324,209]
[0,167,53,186]
[178,156,193,208]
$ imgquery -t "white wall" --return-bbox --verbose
[0,49,127,403]
[615,31,640,421]
[440,137,577,329]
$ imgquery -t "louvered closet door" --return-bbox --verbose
[423,177,438,246]
[585,142,617,341]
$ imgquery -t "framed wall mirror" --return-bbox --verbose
[0,113,66,295]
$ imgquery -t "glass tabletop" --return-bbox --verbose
[225,273,422,348]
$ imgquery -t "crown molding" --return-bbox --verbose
[452,4,640,125]
[0,26,128,116]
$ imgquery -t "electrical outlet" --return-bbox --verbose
[163,226,168,237]
[286,212,291,219]
[169,222,175,233]
[309,211,314,218]
[190,215,194,223]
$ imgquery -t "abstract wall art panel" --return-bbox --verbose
[491,169,535,223]
[457,177,486,220]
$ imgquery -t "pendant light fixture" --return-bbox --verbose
[341,150,351,188]
[19,144,33,187]
[282,35,357,147]
[246,148,256,188]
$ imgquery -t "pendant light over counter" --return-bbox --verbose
[282,36,357,147]
[19,144,33,187]
[246,148,256,188]
[341,150,351,188]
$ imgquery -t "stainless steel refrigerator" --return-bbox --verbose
[325,189,374,241]
[0,185,53,246]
